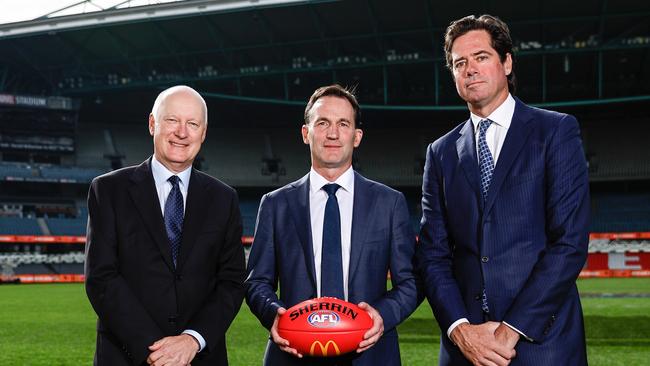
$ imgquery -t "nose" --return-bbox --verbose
[326,124,339,139]
[174,121,188,138]
[466,59,478,76]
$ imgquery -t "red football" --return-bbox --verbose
[277,297,373,357]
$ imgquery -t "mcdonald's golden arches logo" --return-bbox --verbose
[309,340,341,356]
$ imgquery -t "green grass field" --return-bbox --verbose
[0,278,648,365]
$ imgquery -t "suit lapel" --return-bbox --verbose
[456,119,482,205]
[348,172,376,285]
[176,169,209,271]
[484,99,535,216]
[128,158,175,271]
[286,174,317,292]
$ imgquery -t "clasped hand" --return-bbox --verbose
[451,321,520,366]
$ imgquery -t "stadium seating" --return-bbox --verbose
[588,239,650,253]
[239,199,260,236]
[0,252,84,275]
[39,165,106,183]
[0,217,44,235]
[0,162,39,180]
[585,118,650,181]
[0,162,105,183]
[46,217,87,236]
[590,193,650,232]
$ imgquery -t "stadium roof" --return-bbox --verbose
[0,0,648,125]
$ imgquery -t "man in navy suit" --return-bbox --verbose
[417,15,590,366]
[245,84,418,365]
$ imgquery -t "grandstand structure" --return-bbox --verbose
[1,0,649,283]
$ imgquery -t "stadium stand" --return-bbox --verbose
[591,193,650,232]
[0,162,40,180]
[584,118,650,181]
[1,0,649,284]
[0,252,84,275]
[0,217,43,235]
[39,165,106,183]
[45,217,87,236]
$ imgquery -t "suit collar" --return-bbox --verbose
[128,158,175,271]
[348,172,378,285]
[286,172,380,293]
[286,174,317,292]
[483,97,535,215]
[176,168,210,271]
[128,158,210,272]
[456,120,482,205]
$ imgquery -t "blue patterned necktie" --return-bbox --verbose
[478,119,495,203]
[320,183,344,300]
[478,119,493,314]
[164,175,184,267]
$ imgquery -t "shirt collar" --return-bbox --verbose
[151,155,192,189]
[470,93,515,132]
[309,166,355,195]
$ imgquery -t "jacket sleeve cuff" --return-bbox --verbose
[182,329,206,352]
[502,321,533,342]
[447,318,469,342]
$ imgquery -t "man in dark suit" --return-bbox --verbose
[417,15,590,366]
[85,85,246,366]
[245,84,418,365]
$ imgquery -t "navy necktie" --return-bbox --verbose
[164,175,184,267]
[321,183,344,299]
[477,119,493,314]
[478,119,495,203]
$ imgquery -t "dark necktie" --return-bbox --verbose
[477,119,493,314]
[321,183,344,300]
[478,119,495,203]
[164,175,183,267]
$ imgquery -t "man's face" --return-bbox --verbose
[450,29,512,114]
[149,90,207,173]
[301,96,363,172]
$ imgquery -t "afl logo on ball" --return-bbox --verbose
[307,311,340,328]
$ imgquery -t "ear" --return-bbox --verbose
[148,113,156,136]
[301,124,310,145]
[353,128,363,148]
[504,53,513,76]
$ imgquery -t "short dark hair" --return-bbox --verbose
[443,14,516,93]
[304,84,362,127]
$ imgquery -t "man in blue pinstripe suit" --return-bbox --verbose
[417,15,590,366]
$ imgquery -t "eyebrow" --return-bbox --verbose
[453,49,492,63]
[315,117,352,123]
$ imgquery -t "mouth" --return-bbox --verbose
[169,141,188,148]
[466,81,485,88]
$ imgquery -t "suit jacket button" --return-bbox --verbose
[481,256,489,263]
[474,294,481,300]
[168,316,177,324]
[176,274,182,280]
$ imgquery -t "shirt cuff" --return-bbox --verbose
[182,330,206,352]
[502,321,533,342]
[447,318,470,340]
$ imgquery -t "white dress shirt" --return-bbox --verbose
[447,94,530,341]
[308,166,355,301]
[150,155,206,352]
[470,93,515,166]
